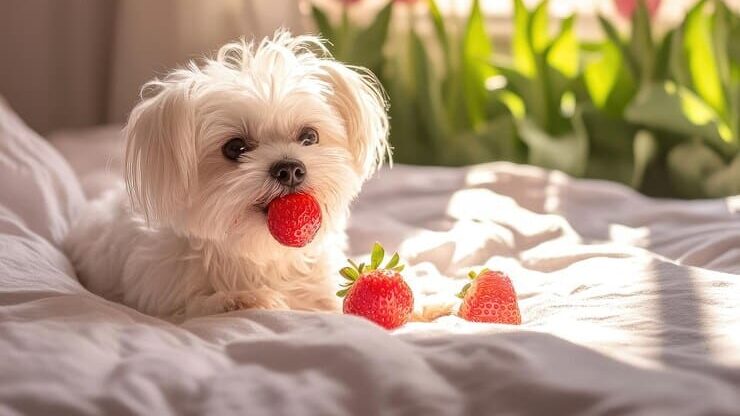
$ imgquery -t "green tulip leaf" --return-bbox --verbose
[461,0,496,128]
[547,15,578,78]
[631,130,658,189]
[704,154,740,197]
[629,0,654,83]
[529,0,550,54]
[581,105,639,185]
[513,0,536,77]
[518,115,588,176]
[667,141,727,198]
[684,0,726,118]
[625,82,736,155]
[583,40,636,116]
[351,1,393,72]
[311,5,335,42]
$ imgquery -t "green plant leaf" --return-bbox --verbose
[583,39,636,115]
[385,252,400,269]
[427,0,450,63]
[629,0,654,84]
[347,259,360,270]
[631,130,658,188]
[410,28,448,151]
[713,0,737,138]
[598,14,637,78]
[625,82,736,156]
[370,243,384,270]
[513,0,536,77]
[339,267,359,281]
[705,153,740,197]
[385,58,429,163]
[492,62,548,134]
[581,105,639,185]
[713,0,731,90]
[684,0,726,118]
[311,5,335,42]
[441,112,523,165]
[547,15,578,78]
[350,1,394,72]
[518,115,588,176]
[457,282,472,299]
[728,15,740,67]
[336,289,349,298]
[461,0,496,129]
[391,265,405,272]
[498,90,526,119]
[667,141,726,198]
[669,25,692,88]
[653,29,675,80]
[529,0,550,54]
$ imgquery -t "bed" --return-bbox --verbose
[2,96,740,415]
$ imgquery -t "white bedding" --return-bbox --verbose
[2,96,740,415]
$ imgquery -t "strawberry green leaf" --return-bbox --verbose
[468,271,477,280]
[370,243,384,270]
[339,267,358,281]
[385,252,400,269]
[457,282,472,299]
[347,259,360,271]
[336,289,349,298]
[358,263,366,274]
[391,265,405,273]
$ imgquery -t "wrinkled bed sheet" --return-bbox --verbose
[2,97,740,415]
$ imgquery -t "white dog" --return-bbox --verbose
[64,31,390,322]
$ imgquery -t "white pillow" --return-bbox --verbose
[0,96,85,246]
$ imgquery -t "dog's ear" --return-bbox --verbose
[124,79,197,225]
[319,62,391,180]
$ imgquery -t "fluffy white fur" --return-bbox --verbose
[64,31,390,322]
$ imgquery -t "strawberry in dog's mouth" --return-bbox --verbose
[265,193,322,247]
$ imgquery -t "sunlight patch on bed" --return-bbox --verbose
[608,223,650,245]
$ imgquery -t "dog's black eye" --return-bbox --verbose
[298,127,319,146]
[222,137,252,161]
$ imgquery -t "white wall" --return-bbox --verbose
[0,0,305,134]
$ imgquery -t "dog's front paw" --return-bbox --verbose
[223,288,289,312]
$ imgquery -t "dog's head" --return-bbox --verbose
[124,31,390,256]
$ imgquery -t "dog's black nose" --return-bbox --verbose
[270,159,306,187]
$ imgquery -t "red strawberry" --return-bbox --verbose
[338,243,413,330]
[267,193,322,247]
[458,269,521,325]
